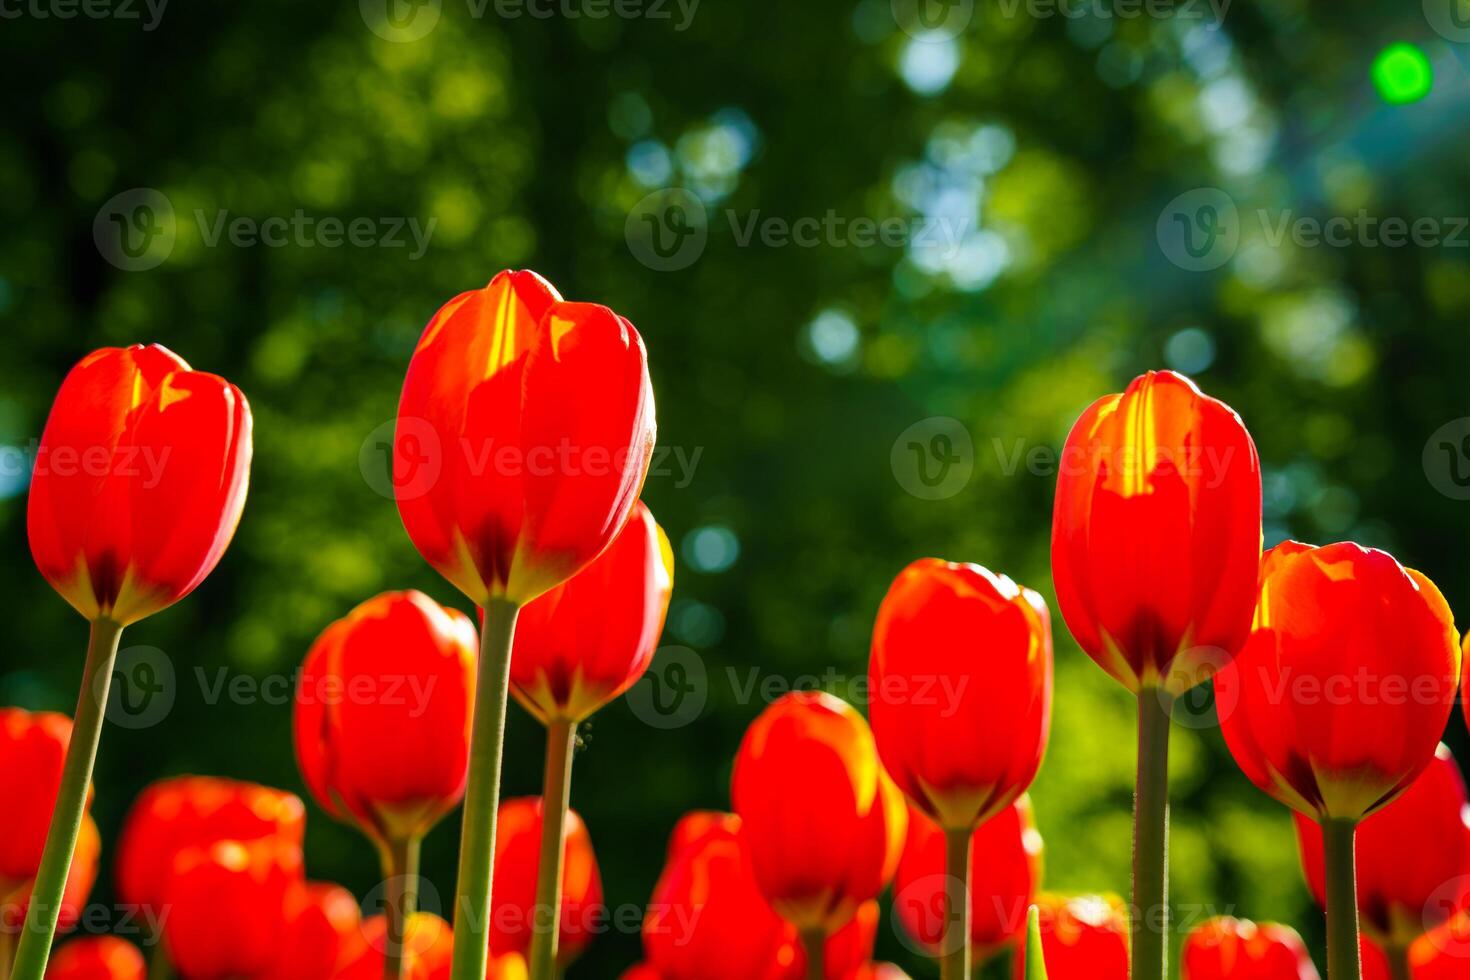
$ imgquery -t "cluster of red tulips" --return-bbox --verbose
[3,268,1467,980]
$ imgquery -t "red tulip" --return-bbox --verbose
[115,776,305,914]
[269,881,362,980]
[1295,743,1470,951]
[339,915,525,980]
[489,797,603,966]
[394,270,657,607]
[1182,917,1320,980]
[44,938,145,980]
[643,812,795,980]
[1051,370,1261,693]
[893,797,1043,960]
[293,590,477,844]
[0,710,77,890]
[1363,917,1470,980]
[509,501,674,724]
[1013,894,1130,980]
[732,692,908,936]
[161,837,304,980]
[620,968,663,980]
[870,559,1052,831]
[27,344,252,626]
[1217,541,1461,822]
[3,815,100,936]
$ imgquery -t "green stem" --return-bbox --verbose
[1132,689,1171,980]
[383,835,423,980]
[528,720,576,980]
[1325,819,1362,980]
[1386,946,1412,980]
[11,618,123,980]
[941,827,972,980]
[145,946,171,980]
[449,598,520,980]
[802,929,825,980]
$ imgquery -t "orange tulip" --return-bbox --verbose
[394,270,657,608]
[161,837,304,980]
[44,938,145,980]
[27,344,252,627]
[488,798,603,966]
[1182,917,1320,980]
[270,881,362,980]
[2,816,100,937]
[1294,744,1470,953]
[1013,894,1130,980]
[870,559,1052,833]
[510,501,674,724]
[115,776,305,915]
[294,590,477,844]
[732,692,907,938]
[893,798,1043,961]
[0,710,76,891]
[339,915,528,980]
[1217,542,1460,823]
[1051,370,1261,694]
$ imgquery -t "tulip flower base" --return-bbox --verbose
[10,618,123,980]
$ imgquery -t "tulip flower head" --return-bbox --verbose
[510,500,674,723]
[1182,917,1320,980]
[274,881,362,980]
[1014,894,1130,980]
[0,709,75,893]
[870,559,1052,831]
[394,270,657,606]
[1294,744,1470,951]
[293,590,477,844]
[27,344,252,626]
[3,815,100,936]
[44,938,146,980]
[1052,370,1262,694]
[115,776,305,915]
[732,692,908,936]
[643,812,796,980]
[489,797,604,966]
[161,837,304,980]
[893,797,1043,961]
[1218,541,1461,822]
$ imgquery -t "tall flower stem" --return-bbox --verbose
[450,598,520,980]
[941,827,972,980]
[1386,946,1411,980]
[802,929,824,980]
[1324,819,1362,980]
[383,835,423,980]
[11,618,123,980]
[1132,689,1172,980]
[528,719,576,980]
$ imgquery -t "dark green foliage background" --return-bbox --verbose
[2,0,1468,974]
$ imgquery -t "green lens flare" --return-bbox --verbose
[1373,43,1433,104]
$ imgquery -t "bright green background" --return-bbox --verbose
[2,0,1469,975]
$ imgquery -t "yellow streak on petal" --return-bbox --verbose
[157,375,192,411]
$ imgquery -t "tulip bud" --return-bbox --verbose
[1013,894,1130,980]
[27,344,252,626]
[293,590,477,844]
[44,938,145,980]
[1051,370,1262,694]
[1182,917,1320,980]
[395,271,657,606]
[732,692,907,936]
[893,797,1043,960]
[1218,542,1461,823]
[870,559,1052,831]
[489,797,603,966]
[115,776,305,916]
[510,501,674,723]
